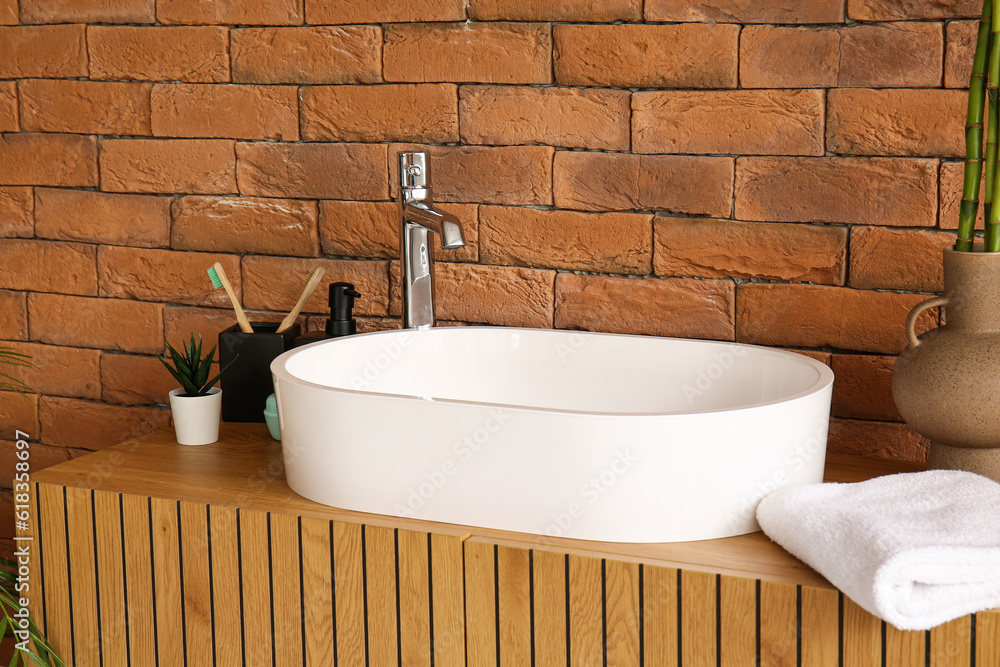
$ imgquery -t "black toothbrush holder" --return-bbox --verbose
[218,322,300,422]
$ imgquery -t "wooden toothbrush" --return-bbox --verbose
[207,262,253,333]
[277,267,327,333]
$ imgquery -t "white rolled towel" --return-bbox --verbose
[756,469,1000,631]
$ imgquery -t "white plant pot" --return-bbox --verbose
[168,387,222,445]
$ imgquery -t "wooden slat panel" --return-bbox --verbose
[497,544,531,667]
[977,609,1000,665]
[209,504,241,666]
[399,528,432,667]
[37,484,72,665]
[759,580,797,667]
[23,483,46,639]
[333,521,366,665]
[93,490,127,665]
[680,570,716,667]
[150,497,184,667]
[800,586,838,667]
[271,512,303,667]
[532,549,567,667]
[121,493,155,666]
[605,559,640,667]
[719,575,755,667]
[929,616,971,667]
[842,596,880,666]
[464,540,497,667]
[430,533,466,667]
[64,487,100,664]
[301,516,334,667]
[886,624,924,666]
[643,564,678,667]
[240,509,273,666]
[179,501,213,667]
[365,524,398,667]
[568,554,602,667]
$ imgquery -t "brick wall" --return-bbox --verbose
[0,0,980,525]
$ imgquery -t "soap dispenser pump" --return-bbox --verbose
[291,282,361,347]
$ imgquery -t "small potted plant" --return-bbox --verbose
[161,334,234,446]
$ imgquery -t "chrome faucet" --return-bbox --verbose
[398,152,465,330]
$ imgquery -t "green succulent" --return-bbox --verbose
[160,333,235,397]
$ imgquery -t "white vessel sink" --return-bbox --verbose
[271,327,833,543]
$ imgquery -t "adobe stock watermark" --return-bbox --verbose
[393,408,512,518]
[11,430,35,655]
[541,448,638,539]
[555,332,586,363]
[726,426,827,529]
[682,345,751,404]
[348,332,414,390]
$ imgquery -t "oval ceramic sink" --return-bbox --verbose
[271,327,834,543]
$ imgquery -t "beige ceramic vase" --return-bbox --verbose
[892,246,1000,481]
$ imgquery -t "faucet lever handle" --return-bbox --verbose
[399,152,428,191]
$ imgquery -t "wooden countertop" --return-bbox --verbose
[32,423,924,589]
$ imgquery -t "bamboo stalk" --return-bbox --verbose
[959,0,994,251]
[986,0,1000,250]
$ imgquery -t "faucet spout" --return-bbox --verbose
[398,152,465,330]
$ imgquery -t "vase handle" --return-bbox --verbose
[905,296,947,348]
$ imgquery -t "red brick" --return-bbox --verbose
[35,188,170,248]
[830,355,901,422]
[389,144,553,206]
[0,133,97,187]
[159,0,302,25]
[554,24,738,88]
[0,187,33,238]
[848,0,979,21]
[0,0,15,23]
[88,26,230,83]
[735,157,938,227]
[736,284,938,354]
[0,25,88,78]
[633,90,823,156]
[100,139,237,195]
[164,306,267,351]
[319,200,479,262]
[98,246,242,307]
[553,152,734,217]
[385,23,552,84]
[424,263,555,328]
[0,82,16,132]
[0,392,37,440]
[28,294,163,354]
[0,290,27,341]
[101,353,178,406]
[0,239,97,296]
[741,23,942,88]
[940,161,985,231]
[302,84,458,143]
[470,0,640,21]
[231,26,380,85]
[555,274,734,340]
[305,0,465,23]
[172,196,320,257]
[849,227,952,292]
[243,256,390,317]
[21,0,154,23]
[0,342,102,399]
[945,21,977,89]
[19,79,151,135]
[480,206,652,274]
[827,418,928,463]
[646,0,843,22]
[151,84,298,141]
[654,218,846,285]
[40,397,170,450]
[237,142,388,200]
[460,86,630,151]
[827,89,965,158]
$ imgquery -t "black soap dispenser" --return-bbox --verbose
[291,282,361,348]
